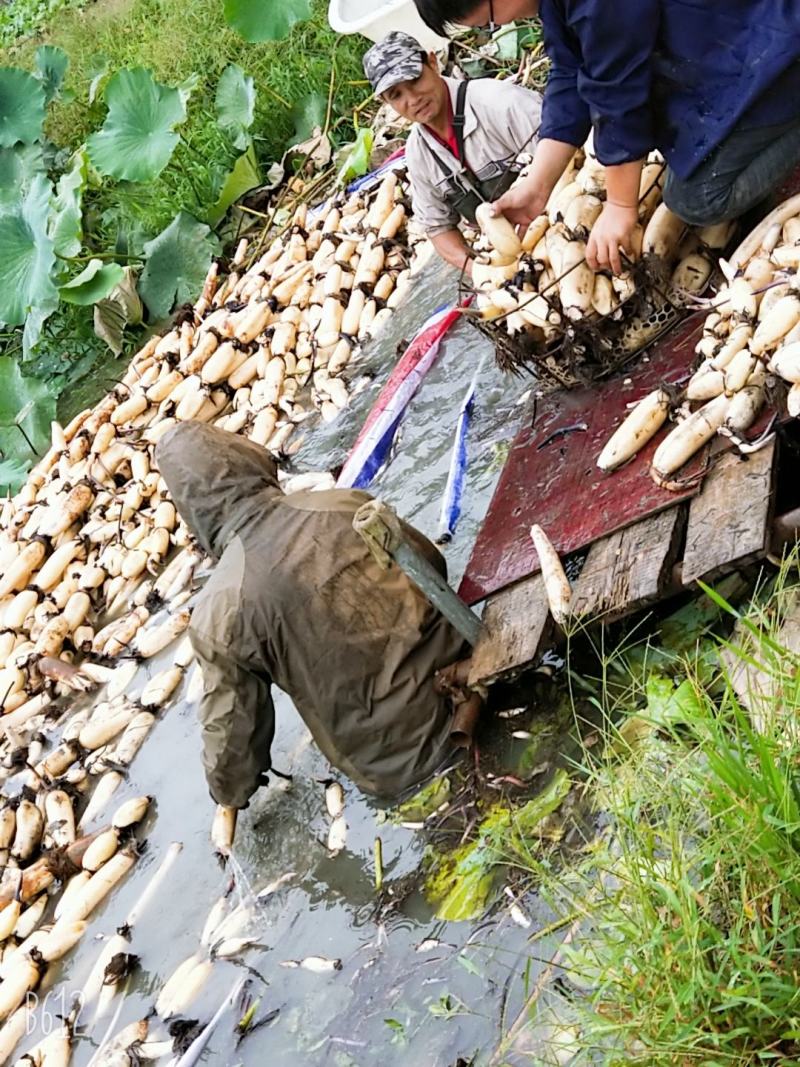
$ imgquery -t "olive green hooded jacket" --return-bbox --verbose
[155,422,464,809]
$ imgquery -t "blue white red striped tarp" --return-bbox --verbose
[436,352,488,542]
[336,301,467,489]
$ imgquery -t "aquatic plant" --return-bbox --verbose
[424,770,571,922]
[518,557,800,1064]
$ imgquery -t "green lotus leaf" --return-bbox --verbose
[93,266,143,355]
[59,258,124,305]
[223,0,310,43]
[425,770,570,921]
[337,127,373,184]
[0,172,57,328]
[93,298,127,355]
[139,210,219,320]
[35,45,69,104]
[111,266,143,325]
[0,68,46,147]
[491,21,519,61]
[22,296,59,358]
[0,355,57,478]
[87,53,110,104]
[49,149,88,258]
[205,144,260,226]
[0,143,45,206]
[87,68,187,182]
[0,456,32,494]
[290,91,326,146]
[178,72,201,110]
[215,64,255,151]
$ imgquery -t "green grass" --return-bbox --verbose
[4,0,369,152]
[510,558,800,1065]
[0,0,371,413]
[0,0,85,50]
[2,0,370,240]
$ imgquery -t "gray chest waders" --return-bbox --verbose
[432,80,522,224]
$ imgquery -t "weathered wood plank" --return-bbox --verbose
[682,441,776,585]
[468,574,550,688]
[571,506,684,620]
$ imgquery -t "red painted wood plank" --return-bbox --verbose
[460,173,800,606]
[459,316,705,604]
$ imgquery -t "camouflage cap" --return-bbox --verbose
[363,31,426,96]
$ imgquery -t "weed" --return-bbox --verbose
[2,0,370,278]
[3,0,369,172]
[0,0,370,463]
[507,558,800,1064]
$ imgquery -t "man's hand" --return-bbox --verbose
[586,202,640,275]
[430,229,475,276]
[492,138,580,230]
[491,173,549,230]
[37,656,96,692]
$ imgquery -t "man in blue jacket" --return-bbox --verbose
[412,0,800,274]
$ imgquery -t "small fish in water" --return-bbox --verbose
[257,872,296,900]
[327,815,347,855]
[136,1038,175,1060]
[504,886,531,929]
[280,956,342,973]
[415,938,443,953]
[324,780,345,819]
[498,706,526,719]
[511,730,532,740]
[350,374,375,397]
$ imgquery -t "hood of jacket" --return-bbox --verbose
[155,421,282,558]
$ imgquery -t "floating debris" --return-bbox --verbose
[324,780,345,819]
[425,771,571,922]
[280,956,342,973]
[327,815,347,856]
[503,886,532,929]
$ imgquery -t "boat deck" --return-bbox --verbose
[461,162,800,690]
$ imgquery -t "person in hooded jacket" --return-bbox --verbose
[154,421,468,811]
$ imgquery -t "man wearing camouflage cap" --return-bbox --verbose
[363,31,543,274]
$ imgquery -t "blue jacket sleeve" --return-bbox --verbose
[538,0,592,148]
[539,0,658,164]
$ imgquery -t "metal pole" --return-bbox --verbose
[352,499,483,647]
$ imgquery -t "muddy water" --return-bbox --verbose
[23,260,565,1067]
[294,256,532,586]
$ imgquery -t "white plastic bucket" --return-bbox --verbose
[328,0,449,54]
